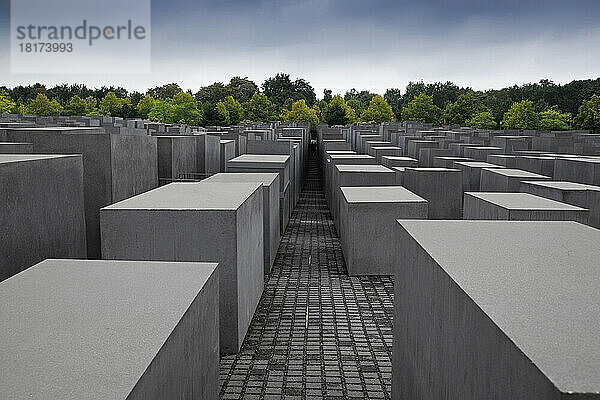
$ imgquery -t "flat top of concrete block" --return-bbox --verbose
[336,164,394,173]
[322,139,347,142]
[465,192,588,211]
[381,156,417,161]
[371,146,400,150]
[5,127,102,132]
[156,135,195,139]
[0,154,78,164]
[103,182,262,211]
[521,181,600,192]
[330,154,373,159]
[434,156,472,161]
[465,146,503,150]
[341,186,427,204]
[326,151,356,155]
[518,155,555,160]
[395,220,600,394]
[203,172,279,186]
[452,143,483,146]
[561,157,600,165]
[229,154,290,164]
[392,167,406,172]
[541,153,580,158]
[0,259,218,399]
[406,167,461,173]
[409,140,437,143]
[482,168,551,179]
[220,139,235,144]
[488,154,517,158]
[0,142,32,145]
[455,161,504,168]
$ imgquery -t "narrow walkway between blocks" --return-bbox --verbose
[220,154,394,400]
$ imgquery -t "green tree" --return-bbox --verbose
[217,96,244,125]
[99,92,130,116]
[64,95,87,115]
[280,99,319,132]
[136,94,157,118]
[574,94,600,133]
[83,96,100,116]
[242,93,277,122]
[172,91,196,105]
[466,111,497,129]
[323,95,356,125]
[148,100,175,123]
[442,93,476,125]
[400,93,441,124]
[538,107,571,131]
[202,102,228,126]
[195,83,230,105]
[360,95,395,123]
[384,88,403,120]
[147,83,182,99]
[346,98,364,120]
[502,100,539,130]
[323,89,333,103]
[25,93,63,116]
[0,90,16,113]
[262,73,316,108]
[226,77,258,103]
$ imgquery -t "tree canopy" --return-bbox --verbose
[400,93,441,124]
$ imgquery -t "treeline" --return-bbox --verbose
[1,75,599,132]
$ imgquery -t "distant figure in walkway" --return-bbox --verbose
[310,139,317,156]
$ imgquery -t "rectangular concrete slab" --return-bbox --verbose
[0,155,86,281]
[520,180,600,228]
[203,173,280,272]
[432,156,472,168]
[0,142,33,153]
[403,168,462,219]
[381,156,419,168]
[157,136,197,181]
[554,158,600,185]
[486,154,518,168]
[0,259,219,400]
[480,168,552,192]
[463,192,589,223]
[454,161,504,192]
[100,182,264,355]
[394,220,600,400]
[339,186,427,275]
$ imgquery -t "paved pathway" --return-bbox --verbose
[220,155,394,399]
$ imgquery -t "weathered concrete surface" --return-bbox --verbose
[371,146,402,163]
[339,186,427,276]
[0,155,86,281]
[220,139,237,173]
[381,156,419,168]
[332,164,396,230]
[454,161,504,192]
[194,134,221,176]
[101,182,264,355]
[157,136,197,180]
[463,192,589,223]
[418,148,454,167]
[463,146,504,161]
[325,154,376,208]
[394,220,600,400]
[516,156,555,177]
[520,180,600,228]
[449,142,483,156]
[554,157,600,185]
[5,128,158,258]
[432,156,472,168]
[0,142,33,153]
[407,140,437,159]
[403,168,462,219]
[480,168,552,192]
[486,154,518,168]
[0,259,219,400]
[204,173,280,273]
[227,154,291,230]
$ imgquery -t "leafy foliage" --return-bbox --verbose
[280,99,319,132]
[400,93,441,124]
[242,93,277,122]
[360,95,395,123]
[502,100,539,130]
[25,93,63,116]
[136,95,157,118]
[323,95,356,125]
[538,107,571,130]
[262,73,316,108]
[466,111,497,129]
[217,96,244,125]
[442,93,476,125]
[0,90,16,113]
[574,94,600,132]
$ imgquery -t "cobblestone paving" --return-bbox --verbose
[220,156,394,399]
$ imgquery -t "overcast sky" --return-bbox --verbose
[1,0,599,97]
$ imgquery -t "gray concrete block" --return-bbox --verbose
[326,154,376,208]
[100,182,264,355]
[516,156,555,177]
[220,140,236,173]
[193,133,221,176]
[157,136,197,181]
[463,192,588,222]
[490,135,531,154]
[365,141,392,156]
[227,154,291,230]
[0,155,86,281]
[392,166,406,185]
[520,180,600,228]
[418,148,454,167]
[381,156,419,168]
[403,168,462,219]
[449,142,483,156]
[5,128,158,258]
[432,156,472,168]
[339,187,427,276]
[554,157,600,185]
[486,154,518,168]
[480,168,552,192]
[0,259,219,400]
[0,142,33,153]
[454,161,504,192]
[332,165,396,230]
[407,140,438,159]
[394,220,600,400]
[370,146,402,163]
[204,173,280,272]
[463,146,504,161]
